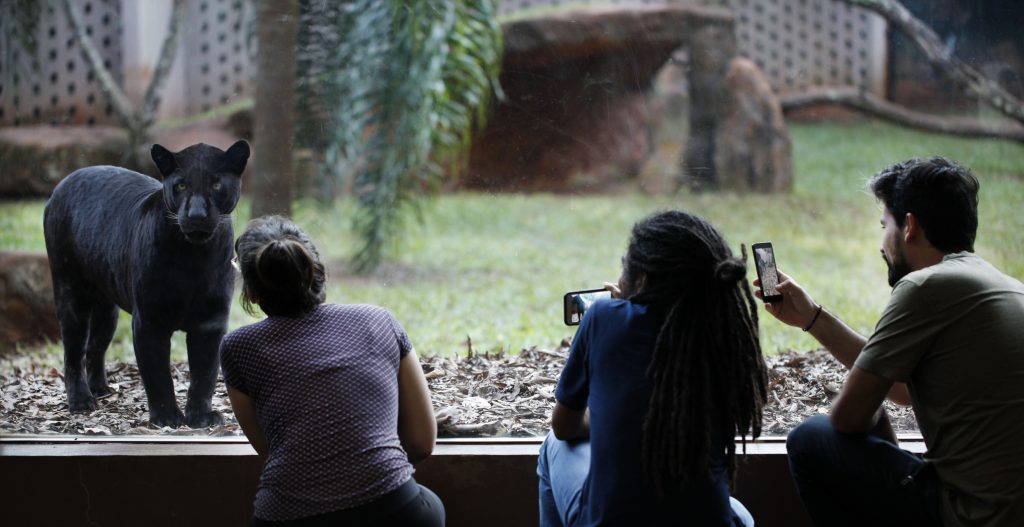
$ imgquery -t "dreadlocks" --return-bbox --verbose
[625,210,768,497]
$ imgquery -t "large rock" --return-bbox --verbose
[0,125,129,197]
[713,58,792,192]
[463,5,734,192]
[0,251,59,354]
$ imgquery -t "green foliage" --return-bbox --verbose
[0,200,45,250]
[309,0,503,272]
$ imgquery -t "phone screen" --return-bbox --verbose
[753,243,782,301]
[564,289,612,326]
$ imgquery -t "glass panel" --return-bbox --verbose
[2,0,1022,444]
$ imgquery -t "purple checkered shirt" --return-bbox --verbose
[220,303,415,521]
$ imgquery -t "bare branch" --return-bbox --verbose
[63,0,135,128]
[781,87,1024,143]
[842,0,1024,125]
[139,0,187,131]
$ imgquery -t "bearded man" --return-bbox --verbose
[756,157,1024,527]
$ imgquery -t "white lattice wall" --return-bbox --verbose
[725,0,886,94]
[0,0,124,126]
[0,0,886,128]
[499,0,887,95]
[181,0,251,114]
[0,0,250,126]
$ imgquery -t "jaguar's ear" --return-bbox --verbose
[224,140,250,176]
[151,144,177,179]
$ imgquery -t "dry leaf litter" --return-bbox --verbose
[1,344,918,437]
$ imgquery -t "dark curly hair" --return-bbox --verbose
[235,216,327,317]
[623,210,768,496]
[868,157,979,253]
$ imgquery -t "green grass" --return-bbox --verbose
[3,119,1024,363]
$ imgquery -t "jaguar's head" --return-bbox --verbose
[151,140,249,244]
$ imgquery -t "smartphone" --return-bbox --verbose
[563,288,612,326]
[752,242,783,303]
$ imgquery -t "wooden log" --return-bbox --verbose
[843,0,1024,126]
[780,87,1024,144]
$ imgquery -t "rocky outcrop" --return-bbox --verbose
[713,58,793,192]
[0,125,130,197]
[0,251,59,354]
[463,5,735,192]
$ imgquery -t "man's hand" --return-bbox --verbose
[603,281,623,299]
[754,269,863,369]
[753,270,820,329]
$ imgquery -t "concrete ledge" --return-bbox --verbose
[0,436,925,527]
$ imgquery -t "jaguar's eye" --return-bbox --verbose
[212,181,222,191]
[175,182,187,191]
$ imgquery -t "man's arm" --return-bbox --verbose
[830,366,894,434]
[755,270,911,406]
[551,403,589,441]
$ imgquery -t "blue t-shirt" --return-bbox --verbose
[556,299,736,526]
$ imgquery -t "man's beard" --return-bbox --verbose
[883,251,912,287]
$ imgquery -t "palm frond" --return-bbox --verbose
[313,0,503,272]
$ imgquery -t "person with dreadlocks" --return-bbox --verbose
[537,210,768,527]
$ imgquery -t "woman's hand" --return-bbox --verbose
[753,269,820,329]
[603,281,623,299]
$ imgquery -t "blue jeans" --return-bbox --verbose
[249,478,444,527]
[786,415,943,527]
[537,432,755,527]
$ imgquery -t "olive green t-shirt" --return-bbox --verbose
[856,252,1024,527]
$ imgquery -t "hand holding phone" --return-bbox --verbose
[752,242,783,303]
[563,288,613,325]
[751,248,822,330]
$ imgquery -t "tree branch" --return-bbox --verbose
[63,0,135,129]
[139,0,187,131]
[781,87,1024,143]
[843,0,1024,125]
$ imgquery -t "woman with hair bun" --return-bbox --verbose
[220,216,443,526]
[539,210,768,526]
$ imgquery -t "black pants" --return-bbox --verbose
[250,478,445,527]
[787,415,943,526]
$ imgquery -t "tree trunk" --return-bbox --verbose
[139,0,187,132]
[250,0,299,219]
[680,20,737,191]
[64,0,185,168]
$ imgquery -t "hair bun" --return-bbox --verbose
[255,238,315,291]
[714,257,746,284]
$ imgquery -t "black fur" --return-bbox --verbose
[43,141,249,428]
